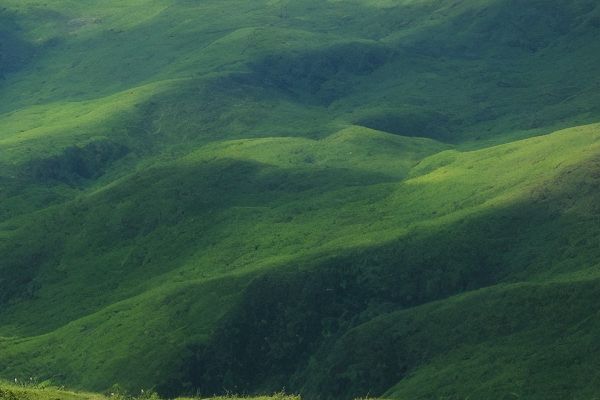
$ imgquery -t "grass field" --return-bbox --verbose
[1,0,600,399]
[0,381,298,400]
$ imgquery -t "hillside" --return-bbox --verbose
[1,0,600,399]
[0,381,295,400]
[0,381,106,400]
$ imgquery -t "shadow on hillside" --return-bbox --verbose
[19,139,130,185]
[0,11,36,80]
[165,155,600,399]
[246,41,391,106]
[0,157,397,326]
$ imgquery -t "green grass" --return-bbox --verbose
[1,0,600,399]
[0,381,105,400]
[0,381,298,400]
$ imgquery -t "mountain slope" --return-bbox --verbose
[1,0,600,399]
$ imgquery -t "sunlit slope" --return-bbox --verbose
[171,123,600,399]
[2,0,599,155]
[1,123,600,395]
[1,0,599,219]
[1,0,600,398]
[0,127,447,335]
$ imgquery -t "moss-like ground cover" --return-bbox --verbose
[1,0,600,399]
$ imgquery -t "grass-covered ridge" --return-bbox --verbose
[1,0,600,399]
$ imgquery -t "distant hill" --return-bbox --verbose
[1,1,599,399]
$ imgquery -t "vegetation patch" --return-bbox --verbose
[0,1,599,399]
[20,139,129,185]
[249,42,392,104]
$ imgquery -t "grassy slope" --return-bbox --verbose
[0,382,105,400]
[0,382,296,400]
[173,124,600,399]
[0,0,600,399]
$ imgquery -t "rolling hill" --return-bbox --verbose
[1,0,600,399]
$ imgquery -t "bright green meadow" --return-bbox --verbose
[1,1,600,399]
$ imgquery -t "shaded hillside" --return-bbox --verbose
[0,1,599,399]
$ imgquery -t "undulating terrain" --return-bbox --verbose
[1,1,600,399]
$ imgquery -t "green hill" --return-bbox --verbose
[0,381,295,400]
[1,0,600,399]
